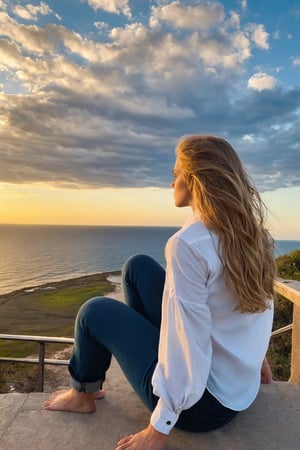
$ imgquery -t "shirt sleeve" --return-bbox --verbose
[150,236,213,434]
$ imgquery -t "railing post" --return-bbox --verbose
[289,304,300,384]
[37,342,45,392]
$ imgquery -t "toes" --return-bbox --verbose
[94,389,105,400]
[43,400,52,409]
[117,435,133,445]
[43,402,53,410]
[52,390,66,397]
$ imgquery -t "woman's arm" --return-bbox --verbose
[117,236,211,449]
[151,236,212,433]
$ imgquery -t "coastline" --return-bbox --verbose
[1,237,299,297]
[0,270,122,304]
[0,270,123,345]
[0,270,124,393]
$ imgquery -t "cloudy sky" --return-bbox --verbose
[0,0,299,237]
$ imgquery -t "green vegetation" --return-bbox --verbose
[276,250,300,281]
[0,272,119,392]
[0,273,115,339]
[267,249,300,380]
[36,286,107,309]
[0,249,299,392]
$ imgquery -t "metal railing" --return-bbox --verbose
[1,278,300,391]
[0,334,74,391]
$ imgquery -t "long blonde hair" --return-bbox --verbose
[177,135,276,313]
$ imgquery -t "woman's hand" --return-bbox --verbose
[260,357,273,384]
[115,424,168,450]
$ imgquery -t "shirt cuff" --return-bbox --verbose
[150,398,180,435]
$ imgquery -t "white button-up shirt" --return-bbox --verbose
[150,214,274,434]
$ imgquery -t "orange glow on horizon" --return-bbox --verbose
[0,182,188,227]
[0,182,299,239]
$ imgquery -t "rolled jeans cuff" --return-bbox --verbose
[70,376,103,393]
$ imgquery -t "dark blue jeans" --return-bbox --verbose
[69,254,237,432]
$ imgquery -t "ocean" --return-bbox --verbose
[0,224,299,296]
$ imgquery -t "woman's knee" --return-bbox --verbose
[77,296,113,323]
[122,254,158,281]
[123,254,152,271]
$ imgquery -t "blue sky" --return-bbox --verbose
[0,1,299,238]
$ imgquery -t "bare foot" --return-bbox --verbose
[51,388,105,400]
[93,389,105,399]
[43,388,96,413]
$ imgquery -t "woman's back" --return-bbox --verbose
[164,213,274,411]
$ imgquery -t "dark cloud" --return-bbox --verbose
[0,3,299,193]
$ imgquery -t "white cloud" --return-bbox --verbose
[0,12,59,54]
[247,23,269,49]
[0,39,23,70]
[0,0,6,10]
[150,1,224,30]
[242,134,254,142]
[86,0,131,18]
[240,0,247,11]
[12,2,61,22]
[227,11,240,28]
[292,56,300,65]
[1,2,299,193]
[189,29,251,70]
[94,21,109,31]
[119,95,195,119]
[272,30,280,40]
[247,72,278,91]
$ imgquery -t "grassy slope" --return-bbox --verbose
[1,249,299,390]
[0,272,119,358]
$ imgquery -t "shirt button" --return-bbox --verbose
[166,421,171,425]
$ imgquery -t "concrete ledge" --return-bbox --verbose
[1,359,300,450]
